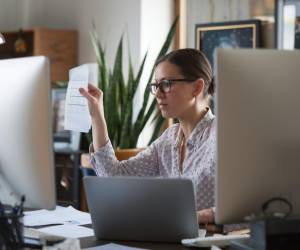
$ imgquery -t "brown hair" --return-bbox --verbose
[155,48,215,96]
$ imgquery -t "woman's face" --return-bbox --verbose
[154,61,196,119]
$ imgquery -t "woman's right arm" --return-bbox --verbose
[90,141,160,177]
[80,84,161,177]
[79,83,109,151]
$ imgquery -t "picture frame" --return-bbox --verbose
[195,20,261,70]
[275,0,300,49]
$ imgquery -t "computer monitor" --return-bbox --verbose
[215,49,300,224]
[0,56,56,209]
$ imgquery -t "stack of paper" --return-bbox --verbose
[24,206,94,239]
[24,206,92,226]
[37,224,94,239]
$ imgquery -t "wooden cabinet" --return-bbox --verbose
[0,28,78,82]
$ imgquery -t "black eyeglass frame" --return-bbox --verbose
[147,78,196,95]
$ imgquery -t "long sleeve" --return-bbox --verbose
[89,109,217,211]
[90,140,160,177]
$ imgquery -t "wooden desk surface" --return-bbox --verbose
[80,236,202,250]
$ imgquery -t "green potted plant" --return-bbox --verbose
[81,19,177,167]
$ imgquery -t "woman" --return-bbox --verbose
[80,48,216,225]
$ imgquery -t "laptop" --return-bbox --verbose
[83,176,199,243]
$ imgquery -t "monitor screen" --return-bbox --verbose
[0,56,56,209]
[215,49,300,224]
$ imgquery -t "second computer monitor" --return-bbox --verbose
[215,49,300,224]
[0,56,56,209]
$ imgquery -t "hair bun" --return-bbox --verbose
[208,76,215,95]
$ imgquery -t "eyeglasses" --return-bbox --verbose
[147,78,195,95]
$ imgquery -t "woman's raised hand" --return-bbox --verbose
[79,83,104,118]
[80,83,109,150]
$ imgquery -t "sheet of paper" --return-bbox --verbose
[24,206,92,227]
[37,225,94,239]
[64,64,98,132]
[24,227,50,239]
[83,243,148,250]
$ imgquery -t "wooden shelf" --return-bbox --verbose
[0,28,78,82]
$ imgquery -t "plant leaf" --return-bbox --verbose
[88,18,178,148]
[133,17,178,143]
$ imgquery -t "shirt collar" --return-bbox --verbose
[174,108,215,148]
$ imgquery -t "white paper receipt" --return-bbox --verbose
[64,64,98,132]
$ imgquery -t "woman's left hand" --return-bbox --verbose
[197,208,214,224]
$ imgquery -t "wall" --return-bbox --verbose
[186,0,251,48]
[75,0,141,70]
[0,0,47,30]
[0,0,23,30]
[40,0,141,70]
[0,0,141,69]
[137,0,174,146]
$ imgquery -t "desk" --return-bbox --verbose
[23,222,198,250]
[80,236,198,250]
[78,224,197,250]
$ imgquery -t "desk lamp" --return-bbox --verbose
[0,32,5,44]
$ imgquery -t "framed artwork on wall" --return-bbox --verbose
[276,0,300,49]
[195,20,261,70]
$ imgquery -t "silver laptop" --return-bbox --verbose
[84,176,199,243]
